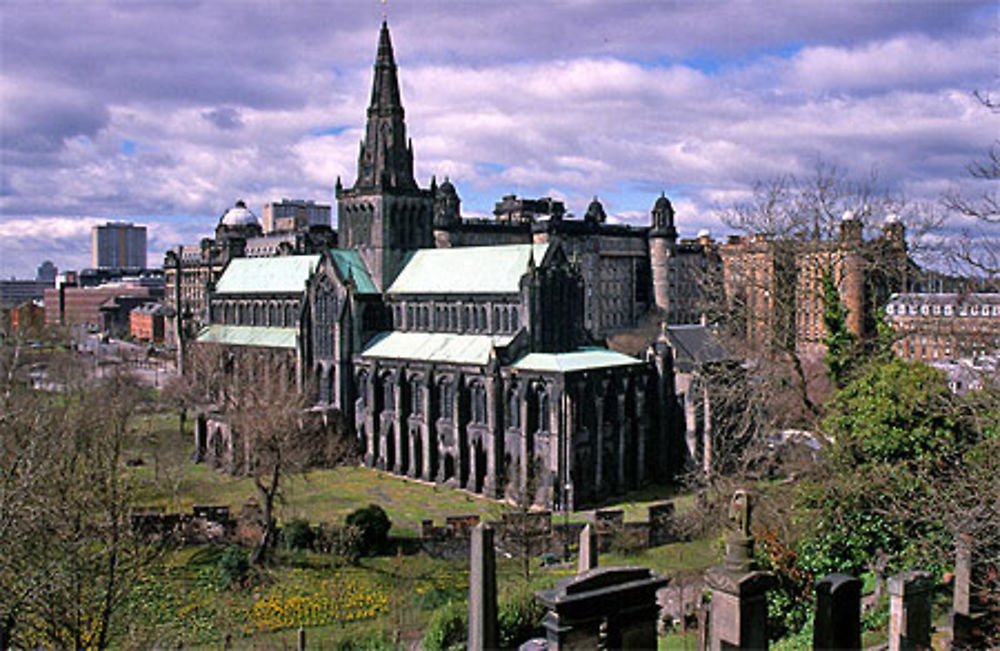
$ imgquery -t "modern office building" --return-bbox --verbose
[92,222,147,270]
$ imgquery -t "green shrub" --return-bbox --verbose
[216,544,249,590]
[345,504,392,556]
[498,586,545,648]
[283,518,315,551]
[422,600,467,651]
[332,626,395,650]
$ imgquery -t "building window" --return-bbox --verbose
[440,381,454,419]
[411,378,423,415]
[507,390,520,428]
[357,371,368,407]
[383,376,395,411]
[536,389,549,433]
[471,383,487,424]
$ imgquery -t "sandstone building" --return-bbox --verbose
[886,292,1000,362]
[718,213,912,356]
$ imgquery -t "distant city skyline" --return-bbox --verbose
[1,0,997,278]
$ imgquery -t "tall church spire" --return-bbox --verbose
[355,21,416,191]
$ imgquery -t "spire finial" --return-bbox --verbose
[380,0,388,21]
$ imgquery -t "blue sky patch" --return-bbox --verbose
[309,125,349,137]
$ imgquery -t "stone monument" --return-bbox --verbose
[535,566,669,649]
[468,523,498,651]
[703,489,776,650]
[888,570,933,651]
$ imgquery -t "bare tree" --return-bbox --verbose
[712,163,935,427]
[0,335,152,649]
[180,342,356,564]
[943,92,1000,279]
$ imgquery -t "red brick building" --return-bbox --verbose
[130,302,167,342]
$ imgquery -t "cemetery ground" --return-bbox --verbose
[120,409,948,649]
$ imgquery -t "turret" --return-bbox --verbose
[649,193,677,314]
[883,213,906,251]
[432,177,461,247]
[839,210,863,243]
[584,196,607,224]
[839,210,865,339]
[650,193,678,241]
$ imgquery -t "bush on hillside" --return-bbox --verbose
[345,504,392,555]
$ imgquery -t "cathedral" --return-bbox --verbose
[182,22,715,510]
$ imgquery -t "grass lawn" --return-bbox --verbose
[129,411,691,537]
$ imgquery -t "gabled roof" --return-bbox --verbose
[387,243,549,295]
[361,331,515,365]
[196,324,297,349]
[511,347,643,373]
[330,249,378,295]
[664,325,729,371]
[214,255,320,295]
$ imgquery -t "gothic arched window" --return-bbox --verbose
[410,378,423,415]
[440,381,454,420]
[507,390,520,428]
[471,383,487,424]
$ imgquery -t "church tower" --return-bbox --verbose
[336,21,434,291]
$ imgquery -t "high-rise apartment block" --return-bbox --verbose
[91,222,147,270]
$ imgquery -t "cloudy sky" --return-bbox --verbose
[1,0,997,278]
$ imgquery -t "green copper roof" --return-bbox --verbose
[511,347,643,373]
[387,243,549,295]
[196,325,298,349]
[330,249,378,295]
[361,331,514,365]
[214,255,320,295]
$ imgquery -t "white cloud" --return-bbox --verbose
[0,2,997,277]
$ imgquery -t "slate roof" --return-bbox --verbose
[360,331,515,365]
[214,255,320,295]
[511,347,643,373]
[330,249,379,295]
[196,325,298,349]
[386,243,549,295]
[664,325,729,372]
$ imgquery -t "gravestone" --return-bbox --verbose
[648,501,677,546]
[813,573,861,650]
[535,566,669,649]
[704,489,775,650]
[468,523,498,651]
[888,570,933,651]
[578,523,598,573]
[951,536,972,648]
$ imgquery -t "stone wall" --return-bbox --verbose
[418,501,679,559]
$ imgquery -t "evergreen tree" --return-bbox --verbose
[821,268,857,387]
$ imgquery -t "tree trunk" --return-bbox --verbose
[250,462,281,565]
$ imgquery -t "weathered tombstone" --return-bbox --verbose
[577,523,598,573]
[468,523,498,651]
[813,573,862,650]
[951,535,973,648]
[703,490,776,650]
[535,566,669,649]
[888,570,933,651]
[648,501,676,547]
